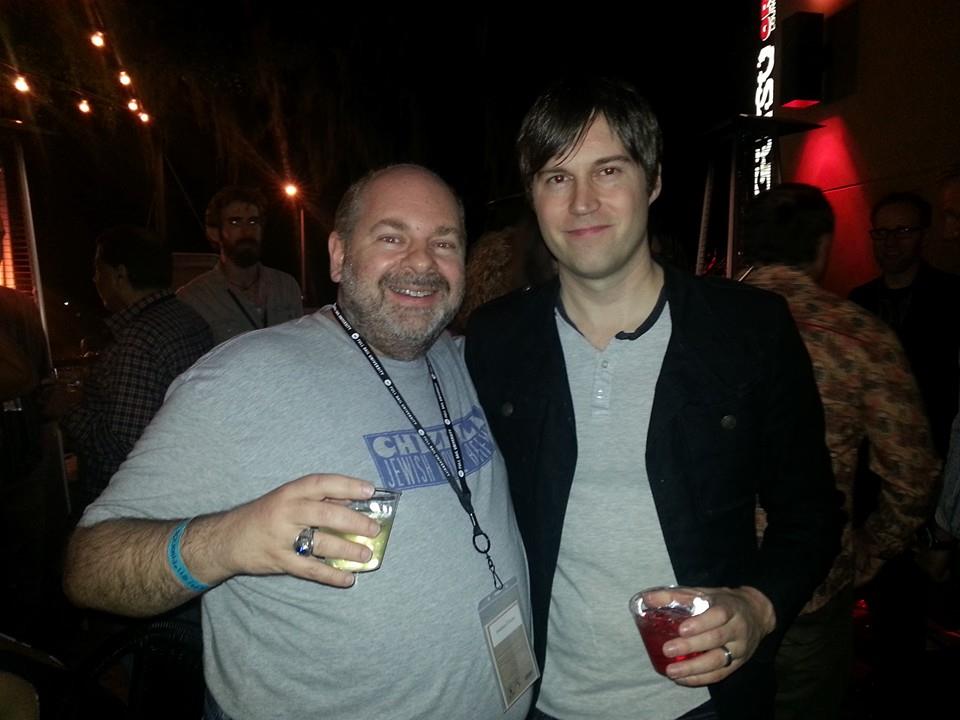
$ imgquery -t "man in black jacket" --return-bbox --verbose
[849,191,960,458]
[465,77,841,720]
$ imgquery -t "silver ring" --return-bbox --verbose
[721,644,734,668]
[293,527,315,557]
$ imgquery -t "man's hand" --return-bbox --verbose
[65,474,382,617]
[196,474,381,588]
[661,586,776,686]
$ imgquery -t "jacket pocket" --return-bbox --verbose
[675,395,760,519]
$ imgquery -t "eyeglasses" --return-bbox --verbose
[226,217,263,228]
[869,225,926,241]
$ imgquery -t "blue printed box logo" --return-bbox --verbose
[364,405,495,490]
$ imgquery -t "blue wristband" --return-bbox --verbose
[167,520,211,593]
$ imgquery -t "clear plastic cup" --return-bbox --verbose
[629,585,711,675]
[323,489,401,572]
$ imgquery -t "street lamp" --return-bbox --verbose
[283,182,306,302]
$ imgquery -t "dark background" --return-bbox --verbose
[1,1,758,358]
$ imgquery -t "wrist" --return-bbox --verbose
[167,520,210,593]
[740,585,777,635]
[919,522,957,550]
[178,513,233,587]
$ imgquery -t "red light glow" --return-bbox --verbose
[788,116,873,296]
[783,99,821,109]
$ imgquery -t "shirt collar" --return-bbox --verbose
[106,289,174,336]
[554,282,667,341]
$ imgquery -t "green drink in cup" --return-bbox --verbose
[324,489,401,572]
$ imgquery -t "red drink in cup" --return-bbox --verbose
[629,586,710,676]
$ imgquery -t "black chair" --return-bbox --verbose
[0,632,122,720]
[61,616,204,719]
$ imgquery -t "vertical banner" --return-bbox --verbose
[754,0,778,195]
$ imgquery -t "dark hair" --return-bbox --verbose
[96,226,171,290]
[870,191,932,228]
[517,76,663,193]
[333,164,465,242]
[204,186,268,228]
[742,183,835,266]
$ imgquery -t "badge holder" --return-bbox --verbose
[478,576,539,711]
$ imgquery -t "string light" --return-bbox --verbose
[284,183,299,198]
[3,26,159,127]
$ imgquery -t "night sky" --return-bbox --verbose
[2,1,758,357]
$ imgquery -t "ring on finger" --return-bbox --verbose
[293,527,316,557]
[720,644,734,668]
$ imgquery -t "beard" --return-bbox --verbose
[338,260,463,361]
[224,238,261,268]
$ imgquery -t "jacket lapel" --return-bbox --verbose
[649,266,753,446]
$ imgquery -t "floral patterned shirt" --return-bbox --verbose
[747,265,940,612]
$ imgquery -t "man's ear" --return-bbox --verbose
[811,232,833,283]
[329,231,345,283]
[205,226,220,250]
[649,164,663,204]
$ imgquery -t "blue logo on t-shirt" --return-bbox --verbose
[363,405,495,490]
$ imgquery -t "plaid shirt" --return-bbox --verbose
[747,265,940,612]
[64,291,212,507]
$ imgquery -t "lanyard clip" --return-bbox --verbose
[471,521,491,554]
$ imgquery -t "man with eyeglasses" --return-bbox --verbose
[850,191,960,458]
[178,186,303,345]
[849,191,960,716]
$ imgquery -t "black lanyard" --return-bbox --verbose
[331,303,503,590]
[227,289,267,330]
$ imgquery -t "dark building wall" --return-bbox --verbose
[778,0,960,295]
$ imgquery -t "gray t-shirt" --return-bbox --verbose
[81,309,532,720]
[539,302,709,719]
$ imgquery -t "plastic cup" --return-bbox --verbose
[629,586,711,675]
[323,489,401,572]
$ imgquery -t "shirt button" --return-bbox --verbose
[601,360,609,369]
[720,414,737,430]
[501,402,514,418]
